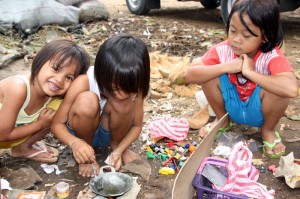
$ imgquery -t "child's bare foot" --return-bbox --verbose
[199,120,218,138]
[199,118,232,138]
[262,131,285,158]
[78,162,100,177]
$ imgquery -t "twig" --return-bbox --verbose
[0,50,28,68]
[188,129,199,134]
[285,138,300,143]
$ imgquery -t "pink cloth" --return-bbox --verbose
[214,142,275,199]
[146,117,189,141]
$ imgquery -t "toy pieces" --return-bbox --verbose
[159,167,175,175]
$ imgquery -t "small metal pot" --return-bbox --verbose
[89,165,133,197]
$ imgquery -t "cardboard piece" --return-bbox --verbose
[172,113,228,199]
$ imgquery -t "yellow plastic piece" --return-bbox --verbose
[174,153,181,159]
[159,167,175,175]
[146,145,153,153]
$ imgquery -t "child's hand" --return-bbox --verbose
[227,57,243,74]
[240,54,255,76]
[109,152,122,171]
[37,108,56,128]
[71,140,95,164]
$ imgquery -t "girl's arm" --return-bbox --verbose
[51,75,95,164]
[241,54,298,98]
[0,78,53,141]
[245,71,298,97]
[184,57,244,85]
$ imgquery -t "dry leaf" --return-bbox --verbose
[187,106,210,129]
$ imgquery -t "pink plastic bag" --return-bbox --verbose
[214,142,275,199]
[146,117,189,141]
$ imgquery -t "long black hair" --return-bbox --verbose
[94,34,150,99]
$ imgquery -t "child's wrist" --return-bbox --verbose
[69,139,84,149]
[111,151,122,156]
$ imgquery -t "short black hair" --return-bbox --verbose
[94,34,150,99]
[31,39,90,82]
[226,0,283,52]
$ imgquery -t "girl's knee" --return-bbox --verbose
[202,78,220,89]
[72,92,100,116]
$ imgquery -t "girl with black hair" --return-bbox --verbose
[184,0,298,158]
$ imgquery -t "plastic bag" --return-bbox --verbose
[0,0,79,32]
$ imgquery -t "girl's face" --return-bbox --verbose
[113,90,137,102]
[228,12,265,58]
[102,87,137,103]
[35,59,77,97]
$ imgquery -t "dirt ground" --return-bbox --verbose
[0,0,300,198]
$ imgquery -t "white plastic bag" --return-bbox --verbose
[0,0,79,32]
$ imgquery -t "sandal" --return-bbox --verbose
[11,141,59,163]
[200,122,233,139]
[262,131,285,159]
[26,142,59,163]
[215,122,233,139]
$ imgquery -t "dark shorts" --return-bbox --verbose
[66,121,110,147]
[219,74,264,127]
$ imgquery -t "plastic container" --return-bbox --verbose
[192,157,248,199]
[195,90,216,117]
[55,182,70,198]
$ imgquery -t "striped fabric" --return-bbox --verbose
[146,117,189,141]
[214,142,275,199]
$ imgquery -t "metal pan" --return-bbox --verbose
[89,165,133,197]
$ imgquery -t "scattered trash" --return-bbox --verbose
[268,165,276,173]
[252,159,264,166]
[212,145,231,158]
[274,152,300,188]
[143,27,151,39]
[246,139,260,153]
[255,165,267,173]
[195,90,215,116]
[17,191,46,199]
[41,164,62,175]
[216,132,244,147]
[55,182,70,198]
[0,178,12,190]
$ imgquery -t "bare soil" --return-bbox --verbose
[0,0,300,198]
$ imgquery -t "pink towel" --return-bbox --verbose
[214,142,275,199]
[146,117,189,141]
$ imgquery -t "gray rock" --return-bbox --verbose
[120,159,152,182]
[0,166,42,190]
[79,0,109,23]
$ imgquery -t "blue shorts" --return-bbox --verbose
[219,74,264,127]
[66,122,110,147]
